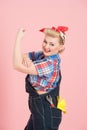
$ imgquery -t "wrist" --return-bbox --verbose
[15,37,22,42]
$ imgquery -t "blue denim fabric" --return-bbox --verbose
[24,71,62,130]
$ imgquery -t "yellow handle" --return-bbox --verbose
[57,96,67,114]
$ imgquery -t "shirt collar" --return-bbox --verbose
[48,53,60,60]
[40,52,61,62]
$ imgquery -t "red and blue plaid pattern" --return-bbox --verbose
[28,51,61,92]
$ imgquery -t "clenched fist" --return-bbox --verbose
[16,28,26,40]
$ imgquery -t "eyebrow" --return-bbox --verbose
[43,39,55,44]
[43,39,47,42]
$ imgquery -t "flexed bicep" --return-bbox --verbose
[16,61,38,75]
[16,53,38,75]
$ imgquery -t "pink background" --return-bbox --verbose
[0,0,87,130]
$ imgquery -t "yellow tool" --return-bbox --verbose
[57,96,67,113]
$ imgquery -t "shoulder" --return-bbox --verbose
[47,54,61,69]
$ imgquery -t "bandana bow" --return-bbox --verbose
[39,26,68,33]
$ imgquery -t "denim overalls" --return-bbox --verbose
[24,71,62,130]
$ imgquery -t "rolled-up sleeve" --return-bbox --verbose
[28,51,43,61]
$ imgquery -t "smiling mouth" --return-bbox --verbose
[43,48,51,53]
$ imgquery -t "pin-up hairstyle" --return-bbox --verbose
[39,26,68,45]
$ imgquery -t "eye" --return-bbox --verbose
[50,43,54,46]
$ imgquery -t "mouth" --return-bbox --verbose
[43,47,51,53]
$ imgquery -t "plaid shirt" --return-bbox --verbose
[28,51,61,92]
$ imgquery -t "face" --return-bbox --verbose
[42,35,62,56]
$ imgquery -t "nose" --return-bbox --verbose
[45,43,50,49]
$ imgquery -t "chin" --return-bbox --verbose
[43,51,52,57]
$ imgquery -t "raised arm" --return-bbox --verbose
[13,28,38,75]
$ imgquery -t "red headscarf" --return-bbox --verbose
[39,26,68,33]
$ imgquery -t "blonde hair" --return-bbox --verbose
[44,28,65,45]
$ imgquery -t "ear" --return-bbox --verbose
[59,44,65,50]
[58,45,65,53]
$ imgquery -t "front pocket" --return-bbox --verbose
[50,107,62,129]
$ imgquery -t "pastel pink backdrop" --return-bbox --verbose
[0,0,87,130]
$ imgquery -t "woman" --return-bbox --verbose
[13,26,68,130]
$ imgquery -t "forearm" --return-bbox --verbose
[13,37,23,69]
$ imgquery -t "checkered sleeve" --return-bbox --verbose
[28,51,43,61]
[34,59,54,77]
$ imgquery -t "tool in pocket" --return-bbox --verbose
[46,95,55,107]
[57,96,67,113]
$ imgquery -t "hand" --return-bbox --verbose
[16,28,26,40]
